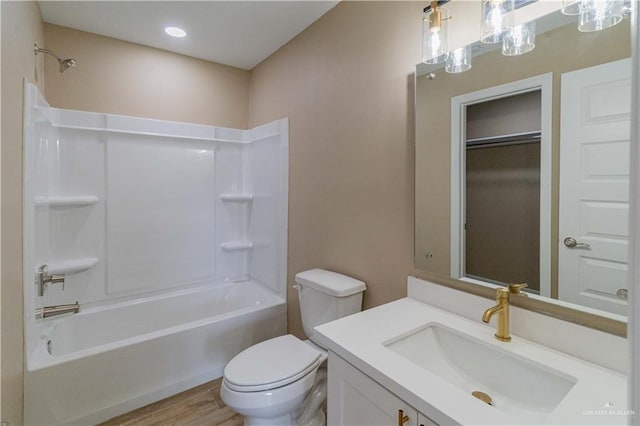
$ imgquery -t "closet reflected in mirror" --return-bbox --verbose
[415,9,630,319]
[463,91,542,293]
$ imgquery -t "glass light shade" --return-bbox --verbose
[422,7,449,64]
[481,0,515,44]
[445,46,472,73]
[502,21,536,56]
[579,0,624,32]
[562,0,583,15]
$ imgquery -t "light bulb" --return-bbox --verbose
[445,46,472,73]
[422,7,449,64]
[579,0,624,32]
[481,0,515,44]
[502,21,536,56]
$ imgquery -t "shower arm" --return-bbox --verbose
[34,43,63,62]
[34,43,77,73]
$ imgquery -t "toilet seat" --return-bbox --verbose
[224,334,321,392]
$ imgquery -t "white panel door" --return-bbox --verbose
[558,58,631,315]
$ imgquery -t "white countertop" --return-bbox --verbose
[314,297,628,425]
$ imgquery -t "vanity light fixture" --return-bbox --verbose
[164,26,187,38]
[578,0,624,32]
[480,0,515,44]
[562,0,626,31]
[502,21,536,56]
[422,0,450,64]
[445,46,472,73]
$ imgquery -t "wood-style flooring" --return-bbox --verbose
[100,378,243,426]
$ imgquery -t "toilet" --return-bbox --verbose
[220,269,366,426]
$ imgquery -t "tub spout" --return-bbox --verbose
[36,302,80,319]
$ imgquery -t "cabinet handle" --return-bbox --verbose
[398,409,409,426]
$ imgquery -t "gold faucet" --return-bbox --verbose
[482,283,527,342]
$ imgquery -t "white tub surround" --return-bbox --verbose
[315,277,628,425]
[22,82,289,424]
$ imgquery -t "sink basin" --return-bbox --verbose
[384,323,577,422]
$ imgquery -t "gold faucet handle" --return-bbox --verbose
[508,283,528,296]
[495,287,510,299]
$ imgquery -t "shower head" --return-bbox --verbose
[34,43,77,73]
[59,58,77,73]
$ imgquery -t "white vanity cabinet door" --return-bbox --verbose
[417,412,438,426]
[327,351,419,426]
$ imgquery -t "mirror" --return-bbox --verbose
[415,8,631,324]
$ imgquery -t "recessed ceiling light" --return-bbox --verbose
[165,26,186,38]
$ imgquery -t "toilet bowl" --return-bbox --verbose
[221,335,327,426]
[220,269,366,426]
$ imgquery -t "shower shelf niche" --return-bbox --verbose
[47,257,98,275]
[35,195,99,208]
[220,241,254,252]
[220,193,254,202]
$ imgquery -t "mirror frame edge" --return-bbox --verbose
[410,269,627,337]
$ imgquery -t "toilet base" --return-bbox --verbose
[296,408,325,426]
[243,408,324,426]
[244,413,295,426]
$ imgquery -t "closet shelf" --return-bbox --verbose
[48,257,98,275]
[35,195,99,208]
[220,193,254,202]
[220,241,253,252]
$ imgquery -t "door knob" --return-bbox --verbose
[617,289,628,300]
[563,237,591,249]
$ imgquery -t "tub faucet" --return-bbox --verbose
[481,283,527,342]
[36,301,80,319]
[36,264,65,296]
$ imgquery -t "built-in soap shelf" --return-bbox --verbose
[220,193,253,203]
[47,257,98,275]
[35,195,99,208]
[220,241,253,252]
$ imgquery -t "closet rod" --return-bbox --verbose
[466,131,541,150]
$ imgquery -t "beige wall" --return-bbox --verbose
[1,2,45,424]
[249,1,421,338]
[44,23,250,128]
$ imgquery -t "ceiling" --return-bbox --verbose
[38,1,339,70]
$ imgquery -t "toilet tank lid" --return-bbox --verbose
[295,269,366,297]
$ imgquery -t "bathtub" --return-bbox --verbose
[24,280,286,425]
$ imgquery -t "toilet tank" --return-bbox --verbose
[294,269,366,346]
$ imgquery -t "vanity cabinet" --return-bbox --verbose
[327,352,437,426]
